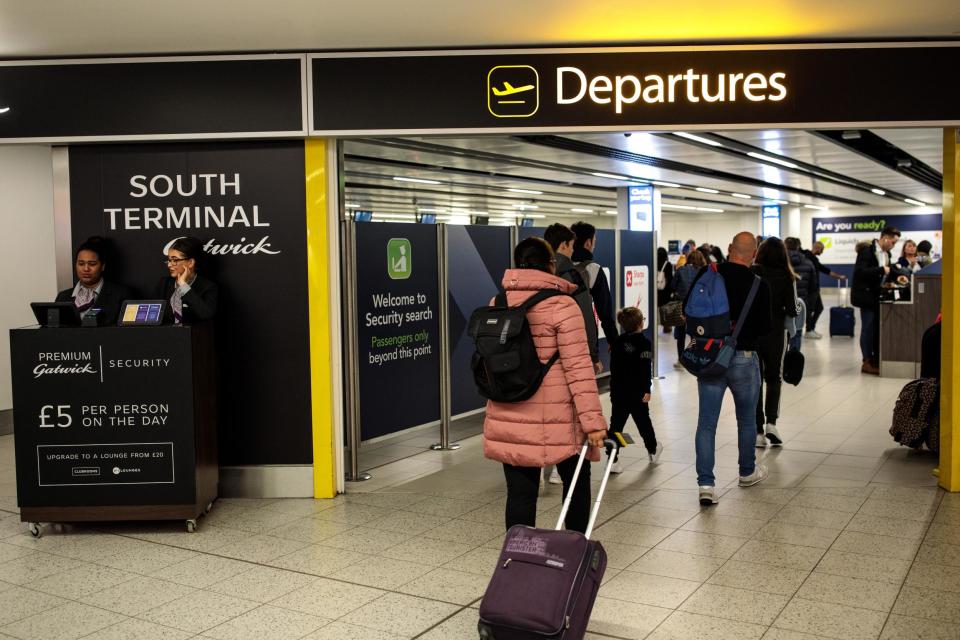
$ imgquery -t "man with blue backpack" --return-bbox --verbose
[681,232,773,505]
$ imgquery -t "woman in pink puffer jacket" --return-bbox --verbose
[484,237,608,533]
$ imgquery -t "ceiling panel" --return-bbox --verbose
[1,1,958,57]
[717,129,943,205]
[870,128,944,172]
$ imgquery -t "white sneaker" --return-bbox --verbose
[609,460,624,474]
[699,485,719,505]
[756,433,768,448]
[806,330,822,339]
[548,470,562,485]
[739,464,769,487]
[765,423,783,446]
[650,442,664,464]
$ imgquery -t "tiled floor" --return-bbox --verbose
[1,316,956,639]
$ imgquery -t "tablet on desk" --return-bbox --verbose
[118,300,167,326]
[30,302,82,327]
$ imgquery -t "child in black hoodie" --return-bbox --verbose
[608,307,663,473]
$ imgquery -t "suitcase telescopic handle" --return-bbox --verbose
[555,438,623,539]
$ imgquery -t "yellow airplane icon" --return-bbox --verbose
[492,82,535,97]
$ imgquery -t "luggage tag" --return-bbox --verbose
[611,432,634,448]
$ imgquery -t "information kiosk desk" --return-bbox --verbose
[9,324,217,536]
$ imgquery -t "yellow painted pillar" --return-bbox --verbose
[305,139,338,498]
[941,128,960,491]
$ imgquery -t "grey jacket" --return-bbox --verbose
[556,253,599,363]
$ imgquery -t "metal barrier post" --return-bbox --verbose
[342,219,371,481]
[432,223,460,451]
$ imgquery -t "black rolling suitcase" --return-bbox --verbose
[477,438,624,640]
[830,279,855,338]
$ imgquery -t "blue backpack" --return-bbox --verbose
[681,265,761,378]
[684,265,731,339]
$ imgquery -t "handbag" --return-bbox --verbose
[659,299,684,327]
[783,349,805,385]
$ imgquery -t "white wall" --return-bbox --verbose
[660,210,760,252]
[0,145,56,410]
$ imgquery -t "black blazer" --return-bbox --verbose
[852,240,889,309]
[155,274,218,324]
[55,280,132,326]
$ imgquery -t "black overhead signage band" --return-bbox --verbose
[310,45,960,133]
[0,57,305,140]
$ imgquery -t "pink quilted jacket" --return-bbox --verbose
[483,268,608,468]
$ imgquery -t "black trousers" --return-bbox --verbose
[756,329,787,433]
[610,401,658,453]
[807,294,824,331]
[503,453,591,533]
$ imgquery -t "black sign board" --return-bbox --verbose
[68,141,312,466]
[354,223,441,440]
[0,57,304,140]
[311,45,960,132]
[11,327,196,507]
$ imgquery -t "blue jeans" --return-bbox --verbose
[859,306,878,364]
[695,352,761,486]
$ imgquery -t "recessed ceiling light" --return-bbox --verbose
[747,152,799,170]
[777,200,789,205]
[591,172,631,181]
[696,207,724,213]
[804,204,826,210]
[653,181,681,188]
[393,176,441,185]
[904,198,926,206]
[507,188,543,195]
[604,210,618,215]
[345,203,360,208]
[674,132,724,147]
[571,208,594,213]
[871,188,886,196]
[695,187,719,194]
[662,204,697,210]
[512,204,539,209]
[731,193,752,199]
[417,208,443,213]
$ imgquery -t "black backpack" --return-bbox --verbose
[468,290,567,403]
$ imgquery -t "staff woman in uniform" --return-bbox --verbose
[156,236,218,324]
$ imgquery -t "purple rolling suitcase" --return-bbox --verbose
[477,442,618,640]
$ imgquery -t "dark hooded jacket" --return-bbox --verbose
[556,253,599,363]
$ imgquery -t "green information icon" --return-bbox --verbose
[387,238,412,280]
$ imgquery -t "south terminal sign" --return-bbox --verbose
[310,43,960,134]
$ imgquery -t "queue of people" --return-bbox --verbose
[481,226,790,530]
[57,235,218,326]
[480,222,937,525]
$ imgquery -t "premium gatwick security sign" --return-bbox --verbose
[11,327,195,507]
[311,44,960,133]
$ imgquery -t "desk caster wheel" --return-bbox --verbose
[28,523,42,538]
[186,519,197,533]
